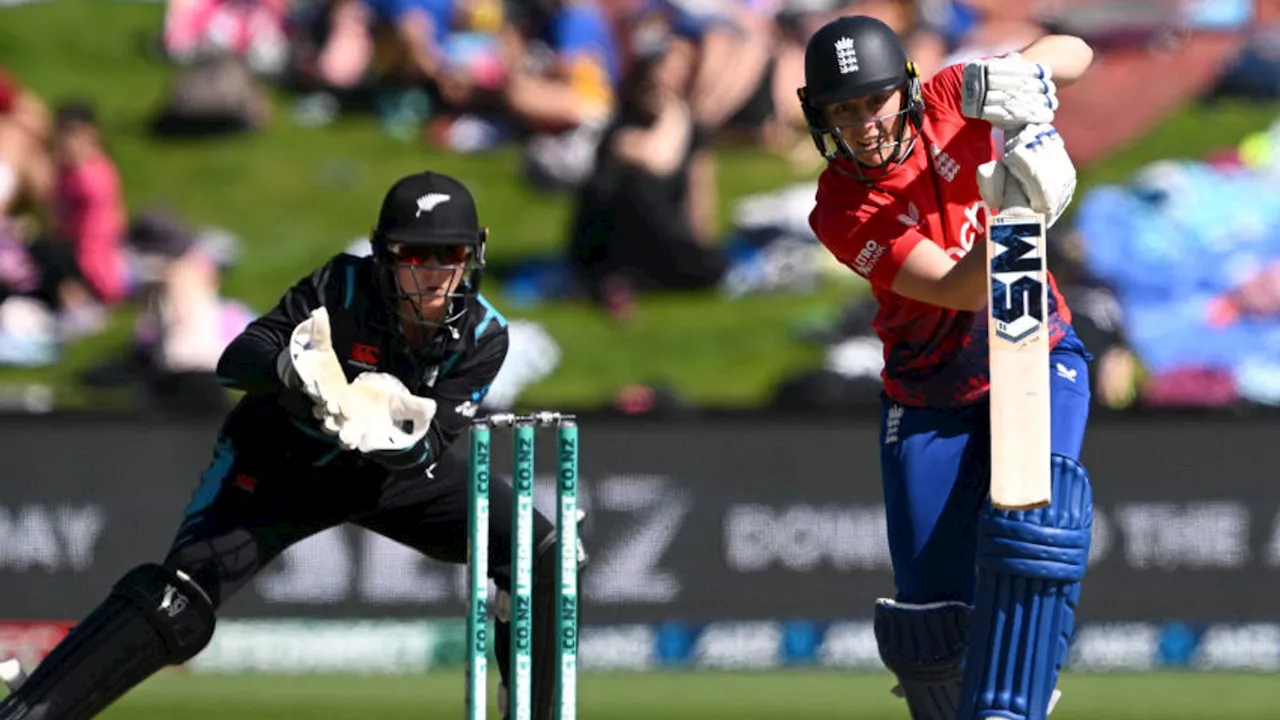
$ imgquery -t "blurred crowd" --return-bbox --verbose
[151,0,1205,314]
[0,66,253,414]
[2,0,1279,416]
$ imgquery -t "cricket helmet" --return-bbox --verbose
[796,15,924,168]
[369,171,488,344]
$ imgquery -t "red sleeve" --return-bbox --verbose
[922,63,966,118]
[810,190,930,291]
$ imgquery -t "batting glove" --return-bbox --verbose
[961,54,1058,128]
[977,124,1076,227]
[976,159,1033,216]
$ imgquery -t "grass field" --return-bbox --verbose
[4,1,1280,410]
[4,670,1274,719]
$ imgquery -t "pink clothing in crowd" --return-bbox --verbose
[54,154,129,304]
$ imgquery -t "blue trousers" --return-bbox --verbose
[879,347,1091,604]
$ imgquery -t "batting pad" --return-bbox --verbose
[875,599,971,720]
[961,454,1092,720]
[0,564,216,720]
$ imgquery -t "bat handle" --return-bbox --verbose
[1000,205,1038,218]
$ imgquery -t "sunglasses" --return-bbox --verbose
[388,243,470,266]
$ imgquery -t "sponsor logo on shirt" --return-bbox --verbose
[853,240,887,276]
[897,202,920,227]
[949,201,989,261]
[931,143,960,183]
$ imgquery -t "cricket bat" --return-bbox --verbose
[986,203,1052,511]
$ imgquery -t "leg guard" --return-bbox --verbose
[875,599,971,720]
[960,455,1092,720]
[0,564,216,720]
[494,533,584,720]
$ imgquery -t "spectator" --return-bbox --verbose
[689,0,779,130]
[0,67,53,217]
[618,0,773,140]
[126,209,253,416]
[305,0,497,99]
[930,0,1047,69]
[504,0,624,188]
[504,0,619,131]
[161,0,291,77]
[50,100,130,307]
[290,0,373,91]
[0,215,106,349]
[316,0,445,90]
[150,53,273,138]
[431,0,512,109]
[566,28,727,316]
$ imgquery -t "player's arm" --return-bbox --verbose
[1016,34,1094,87]
[215,260,336,395]
[365,325,510,472]
[891,239,989,312]
[821,202,989,312]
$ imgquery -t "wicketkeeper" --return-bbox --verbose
[0,171,581,720]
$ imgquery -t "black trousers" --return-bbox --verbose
[163,433,557,610]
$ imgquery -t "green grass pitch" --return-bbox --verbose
[5,670,1275,719]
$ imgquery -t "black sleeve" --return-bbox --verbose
[366,326,510,473]
[215,261,335,395]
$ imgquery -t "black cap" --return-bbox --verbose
[373,171,483,245]
[803,16,909,108]
[54,99,98,131]
[127,207,196,259]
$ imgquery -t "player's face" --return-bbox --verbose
[390,243,469,321]
[823,87,904,167]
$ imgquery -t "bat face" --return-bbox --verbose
[987,212,1052,511]
[989,218,1047,344]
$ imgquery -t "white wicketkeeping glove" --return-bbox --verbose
[976,124,1076,227]
[279,307,349,417]
[961,54,1058,128]
[319,371,438,454]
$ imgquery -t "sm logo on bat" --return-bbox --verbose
[988,221,1046,343]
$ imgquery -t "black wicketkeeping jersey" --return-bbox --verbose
[214,252,509,475]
